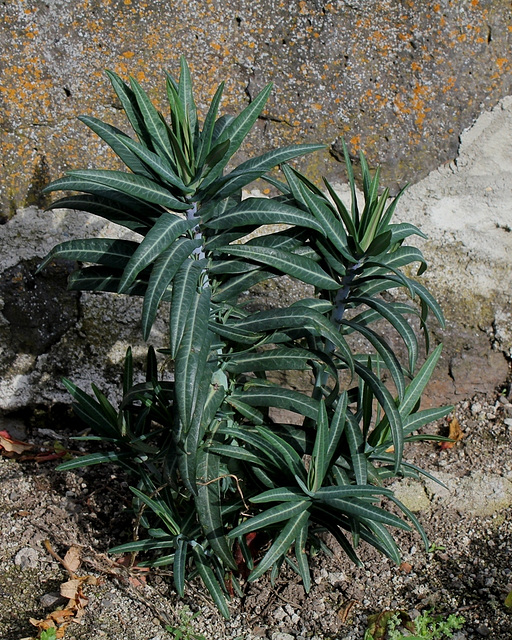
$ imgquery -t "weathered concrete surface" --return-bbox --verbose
[391,471,512,517]
[1,0,512,216]
[394,96,512,405]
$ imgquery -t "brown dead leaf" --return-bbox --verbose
[63,545,82,573]
[115,554,150,587]
[440,417,464,449]
[399,561,413,573]
[60,578,84,600]
[0,430,34,455]
[33,541,101,638]
[338,599,358,623]
[366,610,415,640]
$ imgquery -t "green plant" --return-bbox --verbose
[165,606,207,640]
[41,58,450,618]
[38,627,57,640]
[364,609,465,639]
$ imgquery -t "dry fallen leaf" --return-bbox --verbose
[366,610,415,640]
[0,429,34,455]
[337,599,358,623]
[32,542,101,638]
[440,417,464,449]
[63,545,82,573]
[115,554,150,587]
[399,561,413,573]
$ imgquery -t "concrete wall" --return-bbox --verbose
[1,0,512,215]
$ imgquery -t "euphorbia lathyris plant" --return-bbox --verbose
[40,58,450,618]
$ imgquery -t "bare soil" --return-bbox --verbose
[1,369,511,640]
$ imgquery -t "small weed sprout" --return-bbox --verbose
[165,606,206,640]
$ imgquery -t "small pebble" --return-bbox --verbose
[40,592,66,608]
[14,547,39,569]
[476,624,490,636]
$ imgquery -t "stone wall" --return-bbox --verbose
[1,0,512,216]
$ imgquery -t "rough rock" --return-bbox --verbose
[392,471,512,517]
[0,207,166,412]
[423,471,512,516]
[1,1,512,215]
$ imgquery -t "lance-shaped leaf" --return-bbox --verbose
[62,378,118,438]
[297,180,355,262]
[211,269,275,304]
[173,536,188,596]
[78,115,155,179]
[248,507,310,582]
[174,288,212,430]
[45,193,157,233]
[324,391,348,472]
[170,259,205,357]
[196,448,237,570]
[129,486,181,535]
[398,344,443,419]
[308,400,328,493]
[142,238,202,339]
[115,134,192,193]
[215,244,339,291]
[364,246,427,275]
[229,500,310,539]
[129,76,175,162]
[349,296,418,373]
[196,82,224,166]
[230,307,353,371]
[255,426,306,482]
[38,238,138,274]
[341,319,405,400]
[56,450,133,471]
[62,170,190,211]
[385,274,445,328]
[344,411,367,485]
[401,405,452,438]
[353,361,403,469]
[231,383,320,420]
[295,519,311,593]
[388,222,427,244]
[365,520,402,564]
[318,494,410,530]
[105,69,153,148]
[178,57,197,144]
[119,213,196,293]
[210,144,325,201]
[224,346,315,374]
[250,487,307,503]
[179,365,221,495]
[314,484,393,499]
[206,197,325,234]
[198,83,273,191]
[191,546,230,619]
[68,266,151,298]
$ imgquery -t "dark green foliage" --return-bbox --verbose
[42,58,450,618]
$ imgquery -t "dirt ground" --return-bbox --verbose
[0,366,511,640]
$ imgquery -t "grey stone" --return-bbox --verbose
[423,472,512,516]
[2,1,512,215]
[389,479,431,513]
[14,547,39,569]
